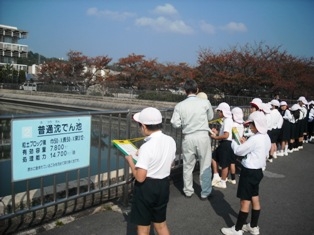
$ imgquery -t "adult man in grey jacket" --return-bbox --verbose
[171,79,214,200]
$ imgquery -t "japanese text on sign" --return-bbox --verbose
[11,116,91,182]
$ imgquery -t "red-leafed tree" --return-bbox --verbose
[114,53,160,90]
[39,50,112,87]
[196,42,314,99]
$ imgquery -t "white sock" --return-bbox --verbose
[213,173,220,179]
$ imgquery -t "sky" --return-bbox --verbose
[1,0,313,66]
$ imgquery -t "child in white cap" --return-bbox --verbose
[228,107,245,184]
[221,111,271,235]
[297,96,308,147]
[125,107,176,235]
[210,102,233,189]
[268,99,283,162]
[278,101,292,156]
[288,104,301,152]
[308,101,314,142]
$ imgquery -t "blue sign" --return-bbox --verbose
[11,116,91,182]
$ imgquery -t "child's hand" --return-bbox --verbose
[125,155,133,162]
[211,128,218,135]
[240,137,247,144]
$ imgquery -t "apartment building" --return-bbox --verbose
[0,24,28,71]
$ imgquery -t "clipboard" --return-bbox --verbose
[112,139,139,163]
[232,127,241,145]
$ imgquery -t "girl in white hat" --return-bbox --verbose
[228,107,245,185]
[278,101,292,156]
[221,111,271,235]
[210,102,233,189]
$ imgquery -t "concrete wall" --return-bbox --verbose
[0,89,177,111]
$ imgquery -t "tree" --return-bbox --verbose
[115,53,156,89]
[0,64,14,83]
[39,51,112,88]
[196,42,314,99]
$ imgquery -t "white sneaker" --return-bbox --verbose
[293,148,299,151]
[299,145,303,149]
[287,149,293,153]
[212,177,221,186]
[284,151,288,156]
[273,152,277,159]
[227,178,236,184]
[221,225,243,235]
[277,151,284,157]
[242,223,260,235]
[213,180,227,189]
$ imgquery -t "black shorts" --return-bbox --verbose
[279,120,291,141]
[130,177,170,226]
[295,121,303,138]
[290,122,297,139]
[237,167,263,200]
[212,140,234,168]
[270,128,281,143]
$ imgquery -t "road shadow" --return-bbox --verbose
[209,189,238,226]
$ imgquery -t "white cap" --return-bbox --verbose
[280,101,288,106]
[250,98,263,109]
[215,102,232,118]
[133,107,162,125]
[196,92,208,100]
[270,99,280,107]
[231,107,244,124]
[261,103,271,114]
[290,104,301,111]
[246,111,268,134]
[297,96,308,105]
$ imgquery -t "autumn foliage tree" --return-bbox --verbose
[37,43,313,100]
[196,42,314,99]
[39,50,112,87]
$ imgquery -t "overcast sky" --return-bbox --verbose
[1,0,313,65]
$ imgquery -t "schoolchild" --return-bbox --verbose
[211,102,234,189]
[260,103,272,162]
[260,103,272,131]
[125,107,176,235]
[268,100,283,161]
[278,101,292,156]
[228,107,245,185]
[221,111,271,235]
[297,96,308,147]
[250,98,263,113]
[196,91,208,100]
[288,104,301,152]
[307,101,314,142]
[243,98,263,138]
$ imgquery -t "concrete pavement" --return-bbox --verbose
[19,141,314,235]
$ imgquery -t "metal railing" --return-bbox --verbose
[0,102,256,233]
[0,109,191,234]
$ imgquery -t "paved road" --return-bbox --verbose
[23,142,314,235]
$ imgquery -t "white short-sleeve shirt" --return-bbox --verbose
[135,131,176,179]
